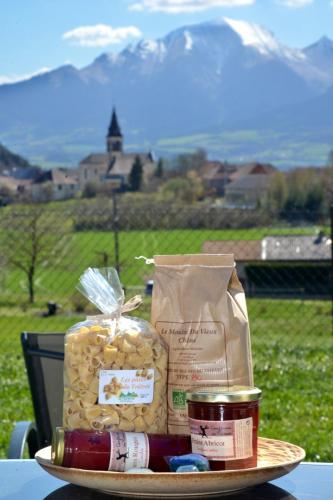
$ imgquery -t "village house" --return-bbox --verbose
[78,109,156,191]
[0,175,33,203]
[202,233,331,298]
[200,161,237,196]
[0,165,41,201]
[31,168,79,202]
[224,163,276,208]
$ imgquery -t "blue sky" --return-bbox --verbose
[1,0,332,83]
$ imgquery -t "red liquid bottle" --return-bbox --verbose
[52,428,191,472]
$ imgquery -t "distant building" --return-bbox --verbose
[262,234,332,261]
[202,240,261,288]
[31,168,79,201]
[202,233,331,298]
[78,108,156,191]
[224,163,276,208]
[0,174,32,198]
[0,165,41,180]
[200,161,237,196]
[0,165,41,201]
[203,235,331,264]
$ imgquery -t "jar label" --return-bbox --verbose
[109,431,149,471]
[189,417,253,460]
[99,369,154,404]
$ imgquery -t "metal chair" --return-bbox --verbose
[8,332,65,458]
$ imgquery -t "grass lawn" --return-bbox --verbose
[0,298,332,461]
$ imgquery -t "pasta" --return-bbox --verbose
[63,316,168,434]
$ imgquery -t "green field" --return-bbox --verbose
[0,298,332,461]
[0,225,321,308]
[156,129,332,168]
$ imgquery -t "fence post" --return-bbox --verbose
[331,205,333,335]
[112,190,120,276]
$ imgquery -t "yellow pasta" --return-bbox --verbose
[84,345,102,356]
[121,339,136,353]
[78,365,94,382]
[143,411,157,427]
[137,344,153,360]
[66,368,79,386]
[88,378,99,394]
[118,419,135,432]
[103,345,118,364]
[135,406,148,416]
[120,406,136,422]
[67,412,82,428]
[84,406,102,421]
[84,390,99,404]
[125,353,142,368]
[133,416,146,432]
[114,351,126,366]
[98,414,120,427]
[124,330,142,346]
[63,316,167,433]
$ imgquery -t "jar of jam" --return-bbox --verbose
[52,428,191,472]
[187,387,261,471]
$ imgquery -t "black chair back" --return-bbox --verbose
[21,332,65,449]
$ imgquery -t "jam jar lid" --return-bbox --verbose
[186,386,261,403]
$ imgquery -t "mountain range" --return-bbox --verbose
[0,18,332,168]
[0,143,32,170]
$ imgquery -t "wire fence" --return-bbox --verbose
[0,201,332,460]
[0,202,332,336]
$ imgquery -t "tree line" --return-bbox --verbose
[265,166,333,216]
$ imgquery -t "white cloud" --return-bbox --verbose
[0,67,51,85]
[277,0,313,7]
[129,0,255,14]
[62,24,142,47]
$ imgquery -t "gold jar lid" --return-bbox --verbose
[51,427,65,465]
[186,386,262,403]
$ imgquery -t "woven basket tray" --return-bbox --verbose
[36,437,305,498]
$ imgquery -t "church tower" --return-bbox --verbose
[107,108,123,155]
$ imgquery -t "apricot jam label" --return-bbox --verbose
[189,417,253,460]
[108,431,149,471]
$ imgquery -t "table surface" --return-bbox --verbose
[0,460,332,500]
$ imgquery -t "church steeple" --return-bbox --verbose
[107,108,123,154]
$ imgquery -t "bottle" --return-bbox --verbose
[52,428,191,472]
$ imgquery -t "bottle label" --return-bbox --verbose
[109,432,150,472]
[99,369,154,404]
[189,417,253,460]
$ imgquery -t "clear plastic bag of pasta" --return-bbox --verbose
[63,267,167,434]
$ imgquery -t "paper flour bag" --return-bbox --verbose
[151,254,253,434]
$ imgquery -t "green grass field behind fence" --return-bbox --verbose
[0,225,324,308]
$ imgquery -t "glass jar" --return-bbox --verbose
[52,427,191,472]
[187,387,261,470]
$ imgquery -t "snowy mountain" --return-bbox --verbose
[304,36,333,80]
[0,18,332,166]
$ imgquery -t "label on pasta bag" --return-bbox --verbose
[109,431,149,471]
[99,369,154,404]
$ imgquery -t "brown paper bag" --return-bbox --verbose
[151,254,253,434]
